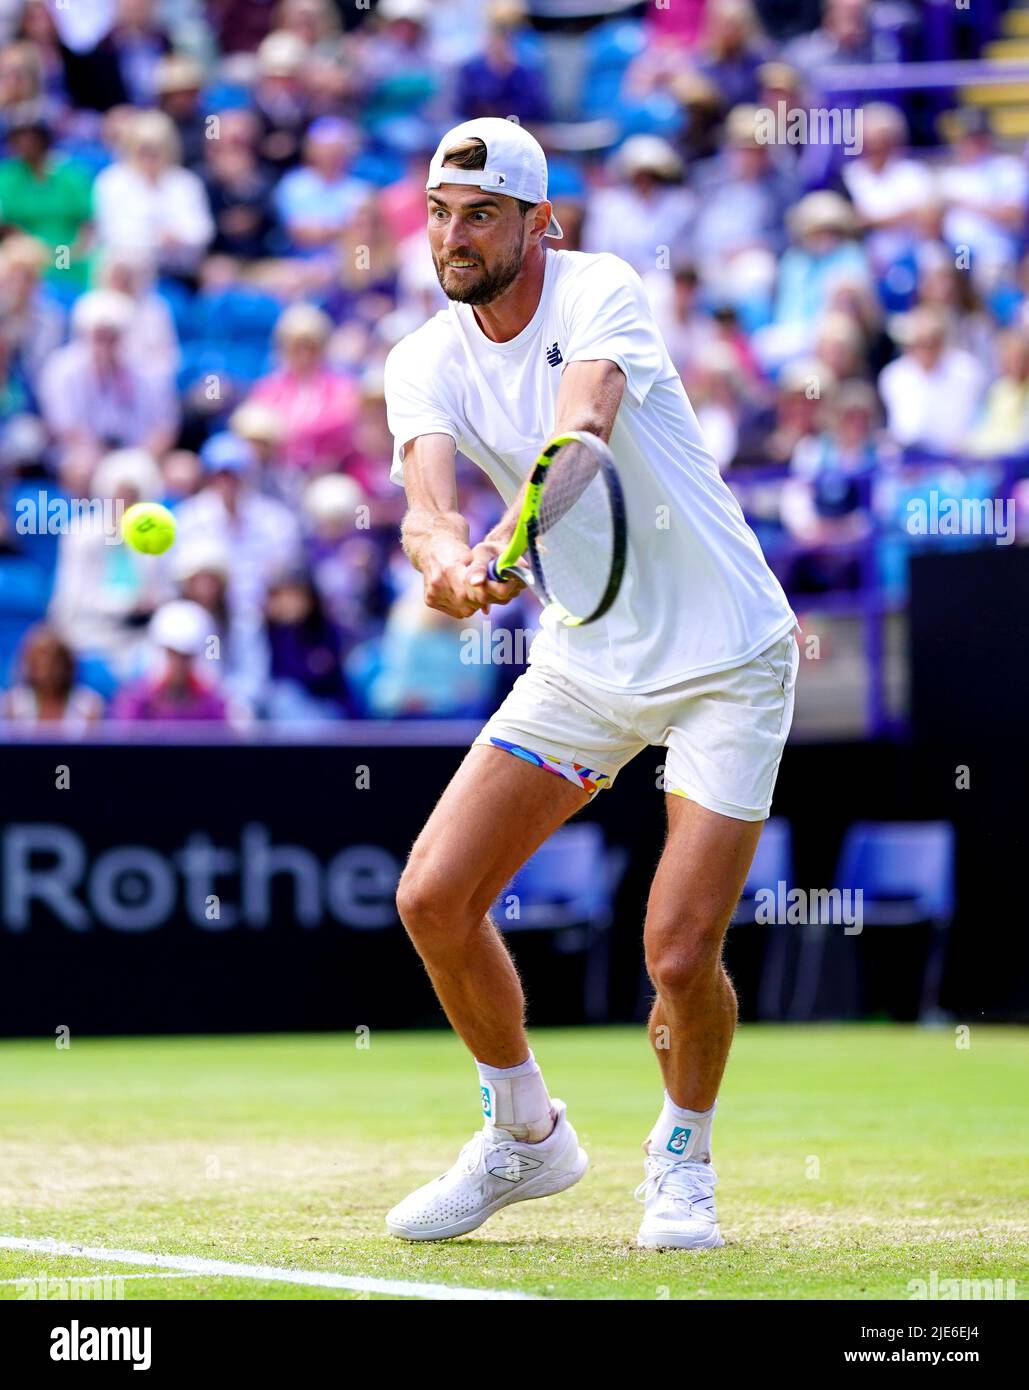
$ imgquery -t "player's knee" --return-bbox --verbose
[395,868,443,941]
[396,864,473,953]
[645,918,725,997]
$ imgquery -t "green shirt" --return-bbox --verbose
[0,155,93,284]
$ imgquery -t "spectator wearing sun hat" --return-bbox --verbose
[582,136,695,276]
[169,530,267,713]
[174,430,303,641]
[752,192,870,370]
[154,52,208,172]
[110,599,230,722]
[47,447,170,694]
[38,290,179,470]
[252,30,313,174]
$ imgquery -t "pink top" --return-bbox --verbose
[250,368,360,472]
[111,673,228,722]
[647,0,706,44]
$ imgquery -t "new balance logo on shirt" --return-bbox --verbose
[546,341,563,366]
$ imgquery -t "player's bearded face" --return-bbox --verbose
[432,229,525,305]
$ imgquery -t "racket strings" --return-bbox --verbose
[533,440,617,619]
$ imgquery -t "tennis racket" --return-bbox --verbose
[485,430,626,627]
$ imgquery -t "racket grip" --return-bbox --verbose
[486,557,533,589]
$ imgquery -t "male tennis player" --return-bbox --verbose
[383,117,798,1249]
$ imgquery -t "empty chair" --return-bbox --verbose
[493,822,626,1022]
[736,817,793,923]
[792,821,956,1023]
[732,818,795,1021]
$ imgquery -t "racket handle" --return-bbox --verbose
[486,557,534,588]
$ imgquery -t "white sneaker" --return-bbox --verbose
[386,1098,588,1241]
[635,1148,725,1250]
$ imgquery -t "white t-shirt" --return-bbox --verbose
[384,248,796,694]
[938,155,1028,271]
[877,348,985,451]
[841,156,935,225]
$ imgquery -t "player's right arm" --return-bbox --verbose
[399,433,485,620]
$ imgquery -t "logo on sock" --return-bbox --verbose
[667,1125,693,1155]
[480,1085,493,1119]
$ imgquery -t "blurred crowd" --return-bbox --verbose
[1,0,1028,728]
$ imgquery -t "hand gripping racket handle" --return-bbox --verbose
[486,557,535,588]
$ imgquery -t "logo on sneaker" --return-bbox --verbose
[488,1152,545,1183]
[546,341,563,367]
[667,1126,693,1155]
[480,1085,493,1118]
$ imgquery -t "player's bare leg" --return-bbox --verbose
[644,796,762,1108]
[396,743,589,1064]
[386,744,591,1240]
[635,795,763,1249]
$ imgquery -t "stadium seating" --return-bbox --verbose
[493,821,627,1022]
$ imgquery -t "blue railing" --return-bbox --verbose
[727,448,1029,735]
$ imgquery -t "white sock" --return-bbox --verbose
[647,1091,716,1164]
[475,1051,555,1142]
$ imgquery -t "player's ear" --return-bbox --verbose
[528,201,551,245]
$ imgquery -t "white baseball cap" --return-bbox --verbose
[426,117,563,239]
[149,600,210,658]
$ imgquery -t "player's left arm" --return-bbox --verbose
[550,357,626,446]
[467,360,626,597]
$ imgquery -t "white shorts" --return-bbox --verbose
[473,632,800,822]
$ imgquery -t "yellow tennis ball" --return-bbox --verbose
[122,501,176,555]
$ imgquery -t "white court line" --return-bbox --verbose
[0,1273,198,1284]
[0,1238,541,1301]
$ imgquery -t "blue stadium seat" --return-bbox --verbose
[637,818,795,1021]
[0,558,51,685]
[742,817,793,906]
[580,19,647,119]
[836,821,955,924]
[493,822,627,1021]
[155,277,197,342]
[728,818,797,1021]
[791,821,956,1024]
[351,146,408,188]
[176,287,279,392]
[189,287,282,346]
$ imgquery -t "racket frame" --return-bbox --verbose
[485,430,626,626]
